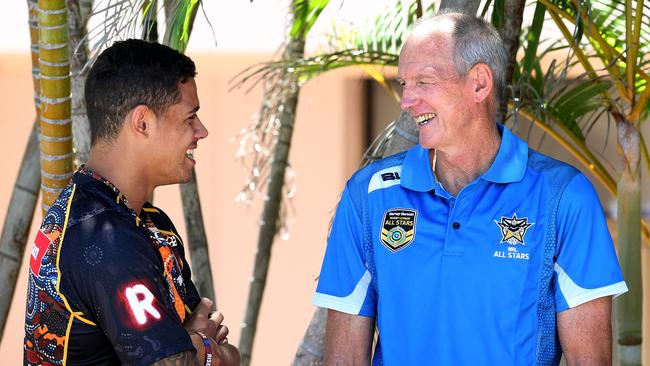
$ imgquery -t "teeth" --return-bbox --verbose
[414,113,436,126]
[185,148,194,160]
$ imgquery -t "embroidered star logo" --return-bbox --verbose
[495,214,534,245]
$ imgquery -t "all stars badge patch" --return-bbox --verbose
[380,208,417,252]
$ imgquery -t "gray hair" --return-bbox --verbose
[414,11,508,104]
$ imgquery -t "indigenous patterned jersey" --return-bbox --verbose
[24,167,201,366]
[314,125,627,365]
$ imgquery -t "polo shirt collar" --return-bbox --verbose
[482,124,528,183]
[400,124,528,192]
[401,144,436,192]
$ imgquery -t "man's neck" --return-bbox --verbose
[433,123,501,196]
[86,144,152,215]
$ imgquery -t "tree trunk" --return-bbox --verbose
[180,172,215,302]
[495,0,526,126]
[291,307,327,366]
[38,0,73,213]
[615,119,643,366]
[239,12,306,366]
[67,0,91,165]
[0,123,41,343]
[0,0,45,342]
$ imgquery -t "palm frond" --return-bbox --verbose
[290,0,330,39]
[229,49,399,92]
[547,78,612,140]
[84,0,211,60]
[162,0,200,52]
[348,0,435,56]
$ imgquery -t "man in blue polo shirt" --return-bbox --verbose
[313,12,627,365]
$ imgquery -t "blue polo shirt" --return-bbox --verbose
[313,125,627,365]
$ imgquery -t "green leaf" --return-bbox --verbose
[164,0,200,52]
[289,0,330,41]
[491,0,505,30]
[547,80,613,140]
[522,2,547,74]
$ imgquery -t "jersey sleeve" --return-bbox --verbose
[553,173,628,312]
[313,182,377,317]
[59,214,196,365]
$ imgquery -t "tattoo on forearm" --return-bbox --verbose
[150,350,199,366]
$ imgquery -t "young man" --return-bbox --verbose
[313,13,627,365]
[24,39,239,366]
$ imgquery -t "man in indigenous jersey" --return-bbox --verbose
[313,12,627,365]
[24,39,239,366]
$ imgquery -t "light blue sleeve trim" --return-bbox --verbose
[554,262,628,308]
[312,270,371,315]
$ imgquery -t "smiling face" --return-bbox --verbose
[397,20,475,152]
[148,78,208,186]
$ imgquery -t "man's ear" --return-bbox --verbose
[469,63,493,103]
[127,105,155,138]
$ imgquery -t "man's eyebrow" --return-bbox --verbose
[189,105,200,114]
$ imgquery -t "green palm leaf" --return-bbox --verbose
[85,0,210,55]
[290,0,330,39]
[547,78,612,140]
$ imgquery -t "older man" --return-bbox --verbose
[24,39,239,366]
[313,12,627,365]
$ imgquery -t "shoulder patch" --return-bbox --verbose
[368,166,402,193]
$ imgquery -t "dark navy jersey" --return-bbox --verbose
[24,167,201,365]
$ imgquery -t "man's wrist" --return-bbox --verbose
[193,331,215,366]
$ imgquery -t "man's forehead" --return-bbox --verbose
[412,16,457,37]
[400,17,456,57]
[397,62,452,79]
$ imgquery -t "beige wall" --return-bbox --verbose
[0,52,365,365]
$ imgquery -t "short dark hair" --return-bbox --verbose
[85,39,197,145]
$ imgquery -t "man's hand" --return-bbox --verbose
[184,298,220,339]
[149,297,240,366]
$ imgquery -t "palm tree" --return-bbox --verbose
[233,1,329,364]
[38,0,74,213]
[526,1,650,364]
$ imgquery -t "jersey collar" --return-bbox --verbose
[401,124,528,192]
[481,124,528,183]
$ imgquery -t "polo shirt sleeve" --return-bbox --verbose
[553,173,628,312]
[312,182,377,317]
[59,213,196,366]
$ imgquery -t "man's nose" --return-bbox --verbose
[195,118,209,139]
[400,88,417,111]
